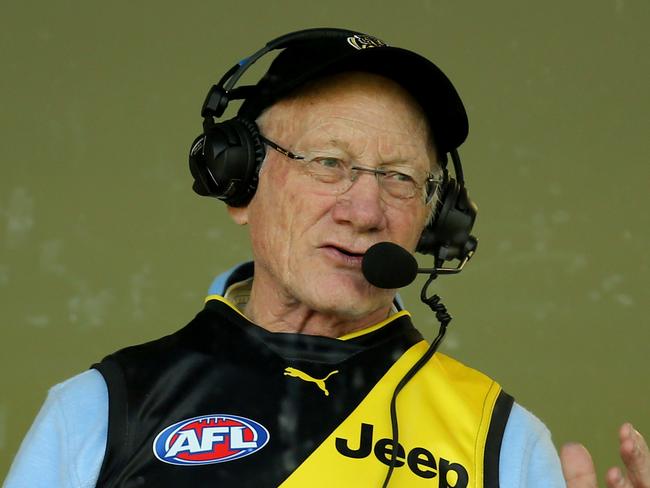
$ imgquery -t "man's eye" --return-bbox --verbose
[314,157,343,169]
[385,171,416,183]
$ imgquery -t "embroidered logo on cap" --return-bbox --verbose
[346,34,387,50]
[153,414,270,465]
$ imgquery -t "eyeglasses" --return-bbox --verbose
[260,136,441,203]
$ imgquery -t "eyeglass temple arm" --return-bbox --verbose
[260,136,305,160]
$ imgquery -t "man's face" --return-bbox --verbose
[230,72,436,322]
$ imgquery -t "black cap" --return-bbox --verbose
[238,31,469,154]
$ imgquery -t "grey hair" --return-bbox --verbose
[424,157,444,226]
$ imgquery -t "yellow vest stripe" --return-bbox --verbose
[280,341,501,487]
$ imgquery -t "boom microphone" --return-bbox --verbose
[363,242,456,488]
[361,242,419,289]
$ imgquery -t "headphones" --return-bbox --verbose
[189,28,478,268]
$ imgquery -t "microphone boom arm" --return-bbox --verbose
[417,249,475,276]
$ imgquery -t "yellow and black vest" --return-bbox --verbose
[93,296,512,488]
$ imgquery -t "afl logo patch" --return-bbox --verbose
[153,414,270,466]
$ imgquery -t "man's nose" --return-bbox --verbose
[331,172,387,232]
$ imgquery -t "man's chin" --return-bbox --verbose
[302,275,393,317]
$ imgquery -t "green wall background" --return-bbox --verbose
[2,0,648,482]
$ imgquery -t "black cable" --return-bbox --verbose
[381,272,451,488]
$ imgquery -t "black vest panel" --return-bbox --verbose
[93,299,424,488]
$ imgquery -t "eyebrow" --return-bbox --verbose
[300,137,351,152]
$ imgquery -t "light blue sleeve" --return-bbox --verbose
[3,370,107,488]
[5,265,247,488]
[499,402,566,488]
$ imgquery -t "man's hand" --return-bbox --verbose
[561,423,650,488]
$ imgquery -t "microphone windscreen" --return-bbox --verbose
[362,242,418,289]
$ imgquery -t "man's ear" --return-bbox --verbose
[227,204,249,225]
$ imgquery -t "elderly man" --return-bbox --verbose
[5,28,649,488]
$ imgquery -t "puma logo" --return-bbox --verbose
[283,367,339,396]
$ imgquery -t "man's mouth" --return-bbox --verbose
[334,246,364,258]
[322,245,366,266]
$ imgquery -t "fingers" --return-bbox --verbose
[619,423,650,488]
[561,443,599,488]
[606,466,634,488]
[561,424,650,488]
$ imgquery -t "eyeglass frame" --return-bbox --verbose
[259,135,441,204]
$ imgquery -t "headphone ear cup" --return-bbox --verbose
[416,178,478,260]
[188,118,265,207]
